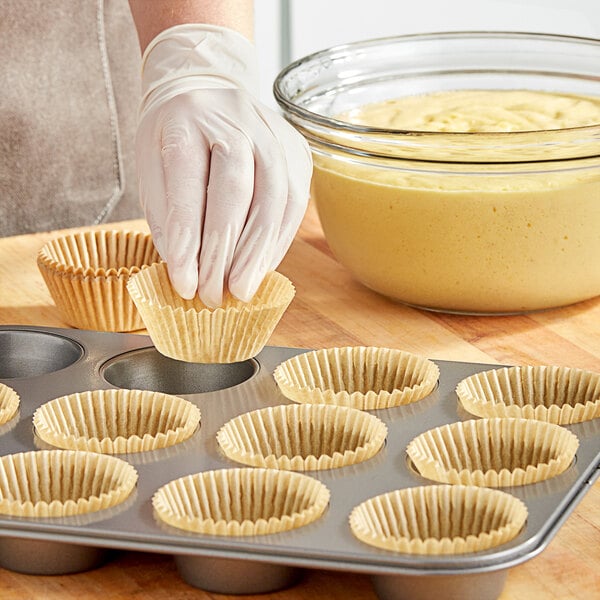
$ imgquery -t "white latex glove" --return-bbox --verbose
[136,24,312,307]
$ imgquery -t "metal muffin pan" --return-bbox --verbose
[0,325,598,600]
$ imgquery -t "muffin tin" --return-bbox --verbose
[0,324,598,600]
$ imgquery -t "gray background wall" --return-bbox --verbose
[254,0,600,107]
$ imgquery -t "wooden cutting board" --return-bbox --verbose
[0,201,598,599]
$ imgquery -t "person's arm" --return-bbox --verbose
[128,0,254,51]
[127,1,312,307]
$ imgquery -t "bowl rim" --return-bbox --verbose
[273,30,600,138]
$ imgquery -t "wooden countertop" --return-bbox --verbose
[0,202,598,599]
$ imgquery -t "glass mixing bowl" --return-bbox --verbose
[274,31,600,314]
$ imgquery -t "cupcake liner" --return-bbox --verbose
[217,403,387,471]
[457,365,600,424]
[406,418,579,487]
[273,347,439,410]
[0,383,20,426]
[127,262,295,363]
[152,467,330,536]
[0,450,138,517]
[349,484,528,554]
[37,230,160,332]
[33,389,201,454]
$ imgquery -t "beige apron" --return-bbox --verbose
[0,0,143,236]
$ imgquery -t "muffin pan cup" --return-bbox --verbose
[0,325,598,600]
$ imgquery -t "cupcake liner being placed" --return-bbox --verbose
[349,484,528,555]
[127,262,295,363]
[152,467,330,536]
[0,383,20,425]
[273,346,440,410]
[456,364,600,424]
[406,417,579,487]
[33,389,201,454]
[0,450,138,517]
[217,403,387,471]
[37,230,160,332]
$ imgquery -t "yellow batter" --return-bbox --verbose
[339,90,600,132]
[311,90,600,313]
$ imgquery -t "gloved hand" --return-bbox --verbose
[136,24,312,307]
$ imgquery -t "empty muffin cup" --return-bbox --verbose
[217,403,388,471]
[37,230,160,332]
[0,383,19,425]
[152,467,330,535]
[0,450,138,517]
[127,262,295,363]
[456,365,600,424]
[349,484,528,554]
[33,389,201,454]
[406,418,579,487]
[0,537,112,576]
[273,346,439,410]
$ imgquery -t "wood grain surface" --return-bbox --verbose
[0,201,598,600]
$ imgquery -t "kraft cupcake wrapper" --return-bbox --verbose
[406,418,579,487]
[216,403,388,471]
[152,467,330,536]
[0,383,20,425]
[457,365,600,424]
[273,346,439,410]
[33,389,201,454]
[349,484,528,555]
[37,230,160,332]
[0,450,138,518]
[127,262,295,363]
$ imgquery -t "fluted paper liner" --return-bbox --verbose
[33,389,201,454]
[217,403,387,471]
[0,450,138,517]
[0,383,19,425]
[406,418,579,487]
[456,365,600,424]
[152,467,330,535]
[349,485,528,555]
[127,262,295,363]
[273,346,439,410]
[37,230,160,331]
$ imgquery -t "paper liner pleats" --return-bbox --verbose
[273,347,439,409]
[406,418,579,487]
[152,467,330,536]
[456,365,600,424]
[0,450,138,517]
[349,485,527,554]
[217,403,388,471]
[127,262,295,363]
[37,230,160,331]
[0,383,20,425]
[33,389,200,454]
